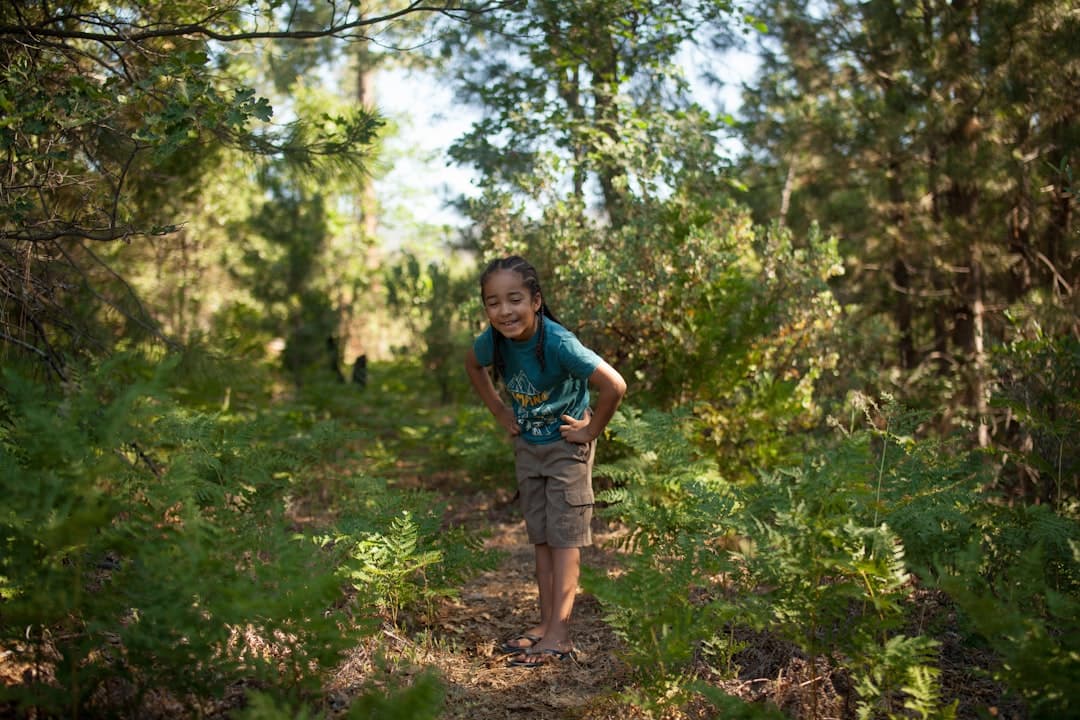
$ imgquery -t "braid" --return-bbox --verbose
[534,303,561,370]
[479,255,560,382]
[535,312,545,370]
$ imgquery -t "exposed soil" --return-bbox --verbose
[318,475,1028,720]
[323,481,651,719]
[2,469,1027,719]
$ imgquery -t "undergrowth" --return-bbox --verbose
[588,398,1080,719]
[4,343,1076,719]
[0,349,491,718]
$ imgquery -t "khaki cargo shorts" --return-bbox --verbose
[513,436,596,548]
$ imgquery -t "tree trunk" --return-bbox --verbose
[543,12,587,201]
[893,257,917,370]
[587,29,626,227]
[346,37,379,362]
[968,247,990,447]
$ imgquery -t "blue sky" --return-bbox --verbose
[372,46,760,242]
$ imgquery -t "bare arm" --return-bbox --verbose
[465,347,520,436]
[560,359,627,444]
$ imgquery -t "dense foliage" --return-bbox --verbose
[1,0,1076,718]
[0,348,494,717]
[590,399,1079,718]
[736,0,1079,501]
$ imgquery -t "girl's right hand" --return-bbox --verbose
[497,406,521,436]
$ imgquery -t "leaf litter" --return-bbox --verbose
[325,473,1025,720]
[1,469,1025,719]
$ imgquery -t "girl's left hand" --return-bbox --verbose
[559,409,592,444]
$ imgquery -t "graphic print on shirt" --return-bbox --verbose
[505,370,554,436]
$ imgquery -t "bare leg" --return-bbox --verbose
[507,545,579,669]
[504,543,553,652]
[534,543,555,632]
[507,543,579,655]
[508,543,553,649]
[537,545,579,651]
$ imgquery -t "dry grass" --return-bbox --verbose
[2,472,1024,719]
[323,482,646,719]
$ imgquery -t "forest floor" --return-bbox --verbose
[320,468,845,720]
[323,474,660,719]
[318,461,1025,720]
[0,416,1024,720]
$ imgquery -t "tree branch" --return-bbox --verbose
[0,2,489,44]
[0,223,173,243]
[66,240,181,351]
[0,330,68,381]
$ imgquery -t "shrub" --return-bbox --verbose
[0,351,483,718]
[586,400,999,719]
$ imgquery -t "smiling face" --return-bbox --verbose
[482,268,543,342]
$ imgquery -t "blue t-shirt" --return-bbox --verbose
[473,319,601,444]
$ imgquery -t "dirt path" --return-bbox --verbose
[316,465,1022,720]
[437,500,634,719]
[328,482,642,719]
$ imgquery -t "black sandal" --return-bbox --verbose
[507,647,576,668]
[498,633,541,654]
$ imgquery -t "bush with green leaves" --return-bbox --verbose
[384,251,477,405]
[471,191,843,479]
[936,503,1080,719]
[1,354,339,715]
[586,407,753,690]
[587,401,1053,719]
[0,350,483,718]
[992,332,1080,506]
[737,457,957,720]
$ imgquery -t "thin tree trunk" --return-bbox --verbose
[347,37,379,361]
[587,29,626,227]
[893,257,917,370]
[969,246,989,447]
[778,157,796,228]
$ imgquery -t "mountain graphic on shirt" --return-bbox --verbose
[506,370,539,398]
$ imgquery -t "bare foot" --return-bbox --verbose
[498,629,544,653]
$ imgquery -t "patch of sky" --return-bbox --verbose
[364,21,764,244]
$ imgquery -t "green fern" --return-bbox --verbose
[596,406,731,542]
[0,352,459,717]
[853,634,955,720]
[902,664,957,720]
[323,476,498,627]
[589,401,971,717]
[339,511,445,624]
[938,530,1080,718]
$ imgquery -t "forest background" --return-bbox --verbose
[1,1,1077,719]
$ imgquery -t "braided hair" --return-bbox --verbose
[479,255,560,383]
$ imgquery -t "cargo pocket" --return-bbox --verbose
[564,487,594,510]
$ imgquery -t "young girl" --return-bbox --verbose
[465,255,627,668]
